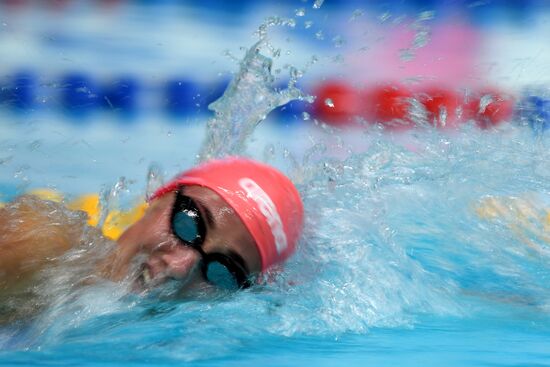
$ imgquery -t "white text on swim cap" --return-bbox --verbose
[239,178,288,254]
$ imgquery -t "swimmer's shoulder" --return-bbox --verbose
[0,195,102,325]
[0,196,89,285]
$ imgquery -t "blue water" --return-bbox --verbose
[4,318,550,366]
[1,115,550,365]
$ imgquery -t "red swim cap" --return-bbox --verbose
[151,157,304,271]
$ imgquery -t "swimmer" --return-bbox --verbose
[0,157,303,322]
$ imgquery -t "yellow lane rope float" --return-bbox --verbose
[476,195,550,251]
[1,189,148,240]
[4,190,549,245]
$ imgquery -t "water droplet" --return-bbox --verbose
[0,156,13,165]
[332,35,345,48]
[350,9,364,21]
[393,15,407,24]
[456,106,463,120]
[14,165,30,180]
[313,0,324,9]
[438,106,448,127]
[479,94,494,114]
[28,140,41,151]
[98,177,128,228]
[325,98,335,108]
[315,30,325,40]
[295,8,306,17]
[412,29,430,49]
[289,67,304,80]
[400,49,415,62]
[378,12,391,22]
[418,11,435,21]
[263,144,276,162]
[332,54,345,64]
[304,21,313,29]
[146,163,164,200]
[302,112,311,121]
[304,94,316,104]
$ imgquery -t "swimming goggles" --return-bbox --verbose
[170,189,251,290]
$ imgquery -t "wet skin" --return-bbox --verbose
[0,186,261,323]
[103,185,262,290]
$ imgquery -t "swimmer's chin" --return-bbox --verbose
[132,265,164,293]
[114,253,170,293]
[130,265,192,296]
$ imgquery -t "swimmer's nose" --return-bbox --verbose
[159,244,203,281]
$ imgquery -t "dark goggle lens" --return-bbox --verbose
[205,261,241,291]
[203,253,251,290]
[172,209,201,244]
[171,191,251,291]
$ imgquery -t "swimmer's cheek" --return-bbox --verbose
[96,221,146,281]
[97,200,170,282]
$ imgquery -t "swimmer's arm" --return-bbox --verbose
[0,196,85,292]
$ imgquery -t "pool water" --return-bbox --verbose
[2,2,550,365]
[1,116,550,366]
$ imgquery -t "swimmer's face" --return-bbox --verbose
[114,186,262,292]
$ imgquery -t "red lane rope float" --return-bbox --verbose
[417,87,462,129]
[312,80,516,129]
[363,83,414,130]
[312,81,362,126]
[465,89,515,129]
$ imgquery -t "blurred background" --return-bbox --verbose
[3,4,550,366]
[1,0,549,198]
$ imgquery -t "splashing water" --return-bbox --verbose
[1,17,314,352]
[198,20,308,162]
[324,98,335,108]
[97,177,128,229]
[3,8,550,367]
[7,124,550,364]
[145,163,164,201]
[400,11,434,62]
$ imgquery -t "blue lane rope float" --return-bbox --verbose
[0,72,235,121]
[2,69,550,132]
[517,87,550,135]
[101,76,140,117]
[60,72,101,116]
[1,71,37,111]
[525,95,549,134]
[164,78,202,117]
